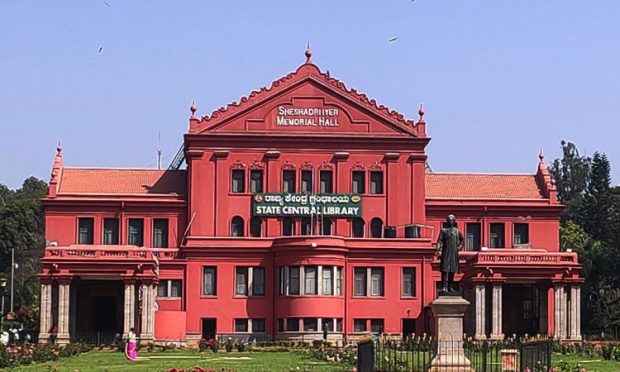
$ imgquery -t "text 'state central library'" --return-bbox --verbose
[38,50,582,345]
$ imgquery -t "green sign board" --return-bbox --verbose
[253,193,362,217]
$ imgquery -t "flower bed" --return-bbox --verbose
[0,342,91,368]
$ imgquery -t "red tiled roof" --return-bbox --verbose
[426,173,545,199]
[57,168,186,195]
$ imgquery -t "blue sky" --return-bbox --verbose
[1,0,618,189]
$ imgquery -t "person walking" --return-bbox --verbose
[125,328,138,361]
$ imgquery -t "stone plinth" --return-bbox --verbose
[429,295,473,372]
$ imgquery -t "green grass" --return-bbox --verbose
[552,353,620,372]
[6,350,352,372]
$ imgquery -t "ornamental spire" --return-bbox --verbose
[305,42,312,63]
[418,104,425,123]
[538,148,545,162]
[190,101,197,118]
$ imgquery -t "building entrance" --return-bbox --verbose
[202,318,217,340]
[503,284,540,337]
[75,280,124,343]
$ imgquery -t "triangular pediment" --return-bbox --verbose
[190,60,425,138]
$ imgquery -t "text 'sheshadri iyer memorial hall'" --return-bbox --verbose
[38,49,582,346]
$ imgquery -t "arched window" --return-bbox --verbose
[231,216,244,237]
[370,218,383,238]
[352,218,365,238]
[321,218,333,236]
[250,217,262,237]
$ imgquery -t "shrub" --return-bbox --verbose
[236,340,247,352]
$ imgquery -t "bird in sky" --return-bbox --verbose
[98,46,104,54]
[388,37,398,43]
[103,1,111,7]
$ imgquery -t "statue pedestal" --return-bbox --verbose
[429,295,473,372]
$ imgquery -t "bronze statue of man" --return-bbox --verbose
[435,214,464,294]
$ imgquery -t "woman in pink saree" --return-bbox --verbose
[125,328,138,361]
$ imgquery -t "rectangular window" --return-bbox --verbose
[352,171,365,194]
[78,217,94,245]
[402,267,416,297]
[103,218,119,245]
[289,266,300,295]
[152,219,169,248]
[157,279,182,297]
[322,318,333,332]
[282,218,294,236]
[371,268,384,296]
[354,319,367,332]
[322,266,333,295]
[303,318,317,332]
[250,169,263,193]
[354,267,367,296]
[253,267,265,296]
[466,223,481,251]
[231,169,245,193]
[287,318,300,332]
[490,223,505,248]
[370,171,383,194]
[320,170,333,193]
[157,281,167,297]
[252,319,265,333]
[336,267,342,296]
[514,223,529,246]
[235,267,248,296]
[336,318,343,332]
[234,319,248,332]
[371,319,384,333]
[301,217,312,236]
[304,266,317,295]
[278,319,285,332]
[203,267,217,296]
[170,280,182,297]
[282,170,296,193]
[301,170,313,193]
[128,218,144,246]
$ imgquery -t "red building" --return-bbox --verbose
[38,49,582,346]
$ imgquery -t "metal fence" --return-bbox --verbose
[364,336,552,372]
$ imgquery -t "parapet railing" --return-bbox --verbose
[462,250,577,265]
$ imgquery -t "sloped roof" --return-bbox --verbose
[426,173,545,200]
[57,168,186,195]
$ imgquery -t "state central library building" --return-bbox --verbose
[38,49,582,345]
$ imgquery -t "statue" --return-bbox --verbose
[435,214,464,295]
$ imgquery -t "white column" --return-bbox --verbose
[553,283,567,340]
[490,283,503,339]
[317,266,323,295]
[248,267,254,296]
[569,285,582,340]
[123,281,136,337]
[38,282,52,342]
[475,284,486,339]
[333,266,338,295]
[140,282,156,341]
[57,281,71,344]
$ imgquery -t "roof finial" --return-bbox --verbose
[56,141,62,155]
[190,101,197,118]
[418,104,425,121]
[538,148,544,162]
[305,42,312,63]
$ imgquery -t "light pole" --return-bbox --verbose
[10,247,14,313]
[0,278,6,329]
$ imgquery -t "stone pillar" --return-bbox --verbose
[429,296,472,372]
[569,285,582,340]
[140,280,156,342]
[38,280,53,343]
[123,280,136,338]
[57,278,72,345]
[553,283,567,340]
[69,281,78,342]
[474,284,486,339]
[490,282,503,339]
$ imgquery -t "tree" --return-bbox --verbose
[550,140,590,203]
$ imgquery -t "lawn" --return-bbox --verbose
[553,353,620,372]
[7,350,352,372]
